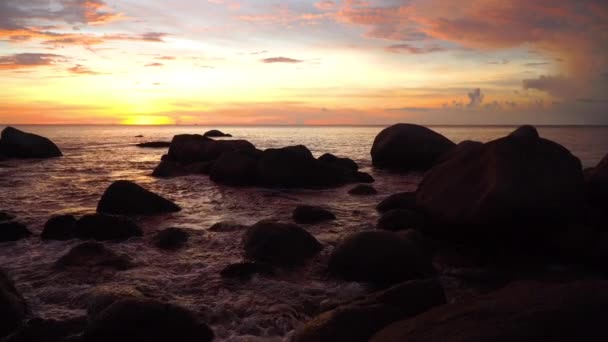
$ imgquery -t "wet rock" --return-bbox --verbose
[54,242,133,271]
[41,215,78,241]
[318,153,358,172]
[209,150,260,186]
[436,140,484,164]
[220,261,274,280]
[586,153,608,210]
[135,141,171,148]
[152,160,212,178]
[371,124,455,171]
[328,230,434,284]
[354,171,375,183]
[0,212,15,222]
[0,221,32,242]
[97,180,180,216]
[76,214,142,241]
[371,280,608,342]
[292,278,445,342]
[348,184,377,196]
[377,209,423,231]
[82,299,214,342]
[0,270,28,338]
[416,125,586,243]
[208,221,247,233]
[293,205,336,224]
[203,129,232,138]
[243,220,323,267]
[86,285,145,320]
[167,134,254,164]
[376,192,417,213]
[509,124,539,140]
[152,228,189,250]
[2,317,87,342]
[0,127,62,159]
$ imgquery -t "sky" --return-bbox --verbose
[0,0,606,125]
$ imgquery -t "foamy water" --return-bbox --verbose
[1,125,607,340]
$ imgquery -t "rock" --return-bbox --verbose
[86,285,145,320]
[293,205,336,224]
[0,221,32,242]
[371,124,455,171]
[416,126,586,243]
[209,150,260,186]
[152,228,189,250]
[203,129,232,138]
[97,180,181,216]
[208,221,247,232]
[354,172,375,183]
[0,270,28,338]
[318,153,358,172]
[0,212,15,222]
[377,209,423,231]
[348,184,377,195]
[167,134,254,164]
[152,160,212,178]
[41,215,78,241]
[509,124,539,140]
[76,214,142,241]
[376,192,417,213]
[220,262,274,280]
[2,317,87,342]
[328,231,434,284]
[371,280,608,342]
[135,141,171,148]
[54,242,133,271]
[436,140,484,164]
[82,299,214,342]
[292,279,445,342]
[586,153,608,209]
[243,220,322,267]
[0,127,62,159]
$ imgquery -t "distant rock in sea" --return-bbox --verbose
[203,129,232,138]
[0,126,62,159]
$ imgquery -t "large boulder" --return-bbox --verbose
[203,129,232,138]
[0,270,29,338]
[371,280,608,342]
[54,242,133,271]
[376,192,417,213]
[97,180,180,216]
[292,279,445,342]
[293,205,336,224]
[377,209,423,232]
[243,220,322,267]
[167,134,255,164]
[416,125,586,242]
[82,299,214,342]
[41,215,78,241]
[586,153,608,209]
[209,150,260,186]
[0,221,32,242]
[328,230,434,284]
[0,127,62,159]
[76,214,142,241]
[371,124,455,171]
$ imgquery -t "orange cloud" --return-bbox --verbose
[0,53,65,70]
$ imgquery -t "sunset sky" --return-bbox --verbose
[0,0,606,125]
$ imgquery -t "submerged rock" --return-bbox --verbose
[371,124,454,171]
[377,209,423,232]
[97,180,181,216]
[135,141,171,148]
[355,171,375,183]
[82,299,214,342]
[0,126,62,159]
[220,261,274,280]
[203,129,232,138]
[371,280,608,342]
[328,230,434,284]
[41,215,78,241]
[292,279,445,342]
[152,228,189,250]
[208,221,247,232]
[55,242,133,271]
[0,270,29,338]
[376,192,417,213]
[76,214,142,241]
[0,221,32,242]
[293,205,336,224]
[167,134,255,164]
[348,184,378,196]
[243,220,322,267]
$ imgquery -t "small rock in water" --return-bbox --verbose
[76,214,143,241]
[208,221,247,232]
[135,141,171,148]
[97,180,181,216]
[293,205,336,224]
[376,192,417,213]
[0,126,62,159]
[355,171,375,183]
[348,184,378,196]
[152,228,189,250]
[54,242,133,271]
[203,129,232,137]
[0,221,32,242]
[41,215,78,241]
[87,285,146,320]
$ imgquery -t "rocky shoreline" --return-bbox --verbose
[1,124,607,341]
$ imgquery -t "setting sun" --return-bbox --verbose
[121,115,175,125]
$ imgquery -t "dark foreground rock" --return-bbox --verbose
[41,215,78,241]
[416,125,586,243]
[0,212,15,222]
[76,214,142,241]
[243,221,322,267]
[2,317,86,342]
[586,153,608,209]
[377,209,423,232]
[376,192,417,213]
[328,230,434,284]
[371,280,608,342]
[86,285,146,320]
[82,299,214,342]
[0,270,28,338]
[209,150,260,186]
[0,127,62,159]
[135,141,171,148]
[292,278,445,342]
[371,124,454,171]
[203,129,232,138]
[0,221,32,242]
[220,262,274,280]
[208,221,247,232]
[97,180,180,216]
[293,205,336,224]
[152,228,189,250]
[54,242,133,271]
[348,184,377,195]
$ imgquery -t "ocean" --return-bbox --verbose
[1,125,607,341]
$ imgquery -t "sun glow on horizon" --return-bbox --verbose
[120,115,175,125]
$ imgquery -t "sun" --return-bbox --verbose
[121,115,174,125]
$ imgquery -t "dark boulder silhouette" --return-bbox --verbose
[208,221,247,232]
[371,280,608,342]
[371,124,454,171]
[243,220,322,267]
[0,221,32,242]
[220,261,274,280]
[209,150,260,186]
[328,230,434,284]
[82,299,214,342]
[292,279,445,342]
[97,180,180,216]
[0,211,15,222]
[354,171,375,183]
[0,270,29,338]
[203,129,232,137]
[377,209,424,232]
[318,153,358,172]
[0,127,62,159]
[586,153,608,209]
[76,214,142,241]
[54,242,133,271]
[293,205,336,224]
[86,285,146,320]
[152,228,189,250]
[2,317,86,342]
[135,141,171,148]
[376,192,417,213]
[348,184,378,195]
[41,215,78,241]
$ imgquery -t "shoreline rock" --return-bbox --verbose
[97,180,181,216]
[0,127,62,159]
